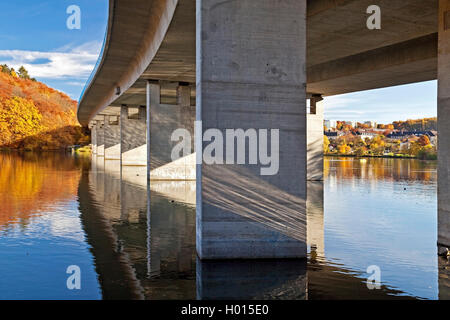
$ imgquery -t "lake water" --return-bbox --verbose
[0,152,448,300]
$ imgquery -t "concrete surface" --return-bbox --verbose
[196,0,307,259]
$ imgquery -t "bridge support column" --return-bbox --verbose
[104,115,121,160]
[120,105,147,166]
[438,0,450,252]
[146,82,196,181]
[96,120,105,157]
[307,95,324,181]
[196,0,307,259]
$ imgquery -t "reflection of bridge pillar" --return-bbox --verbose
[147,82,196,181]
[104,115,121,160]
[196,1,307,259]
[91,124,98,155]
[307,95,324,181]
[438,256,450,299]
[197,258,306,299]
[438,0,450,251]
[96,120,105,157]
[307,182,325,258]
[120,105,147,166]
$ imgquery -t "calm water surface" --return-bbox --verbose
[0,152,448,299]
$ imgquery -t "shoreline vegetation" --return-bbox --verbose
[324,153,435,160]
[324,119,438,161]
[0,64,90,151]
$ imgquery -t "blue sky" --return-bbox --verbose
[323,81,437,124]
[0,0,108,100]
[0,1,437,123]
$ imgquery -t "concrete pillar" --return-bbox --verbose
[97,120,105,157]
[91,124,98,155]
[307,95,324,181]
[104,115,121,160]
[438,0,450,251]
[147,82,196,181]
[196,0,307,259]
[120,105,147,166]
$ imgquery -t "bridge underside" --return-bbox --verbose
[80,0,450,259]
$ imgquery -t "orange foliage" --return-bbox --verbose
[0,69,89,149]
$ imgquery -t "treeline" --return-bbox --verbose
[324,134,437,160]
[1,64,36,81]
[0,64,89,150]
[391,118,437,131]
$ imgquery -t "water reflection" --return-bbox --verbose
[1,152,450,299]
[0,152,82,230]
[197,259,306,300]
[82,158,197,299]
[0,152,101,299]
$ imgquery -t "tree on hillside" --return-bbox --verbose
[10,68,17,78]
[0,64,11,75]
[0,96,44,146]
[18,66,30,80]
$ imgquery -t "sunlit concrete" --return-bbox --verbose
[307,97,324,181]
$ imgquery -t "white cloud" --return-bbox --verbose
[0,41,101,80]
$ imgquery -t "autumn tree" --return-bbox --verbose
[10,68,17,78]
[324,135,330,153]
[418,135,430,146]
[18,66,30,80]
[338,144,351,154]
[1,64,11,75]
[0,96,44,145]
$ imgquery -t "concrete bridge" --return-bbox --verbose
[78,0,450,259]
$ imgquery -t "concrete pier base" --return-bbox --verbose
[438,0,450,250]
[196,0,307,259]
[148,83,196,181]
[120,105,147,166]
